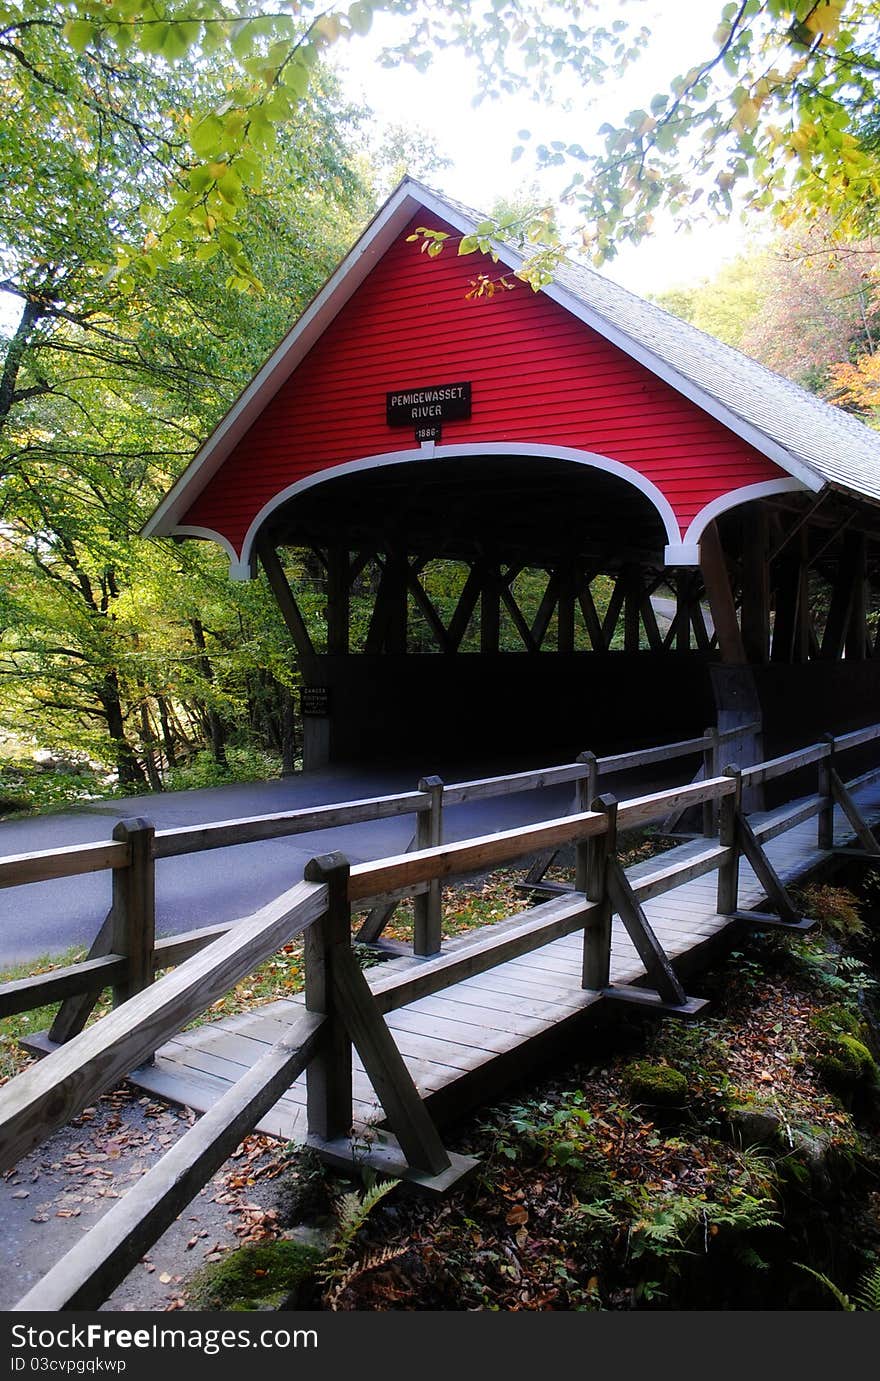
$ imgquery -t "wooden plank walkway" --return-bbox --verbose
[127,782,880,1139]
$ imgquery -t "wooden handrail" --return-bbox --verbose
[740,741,830,788]
[152,788,431,859]
[347,809,609,902]
[0,720,764,886]
[832,722,880,753]
[0,878,326,1173]
[616,776,736,831]
[0,838,129,891]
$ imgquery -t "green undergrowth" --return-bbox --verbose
[293,888,880,1311]
[0,946,99,1082]
[0,745,288,821]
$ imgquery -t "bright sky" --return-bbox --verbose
[333,0,753,294]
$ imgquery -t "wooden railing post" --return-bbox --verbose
[574,752,599,893]
[582,793,617,992]
[414,775,444,957]
[109,818,156,1007]
[717,768,741,916]
[49,817,155,1046]
[818,733,835,850]
[702,727,720,837]
[303,852,353,1144]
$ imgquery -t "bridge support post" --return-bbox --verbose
[818,734,835,850]
[414,776,444,956]
[303,853,354,1144]
[702,727,720,837]
[717,769,741,916]
[582,793,616,991]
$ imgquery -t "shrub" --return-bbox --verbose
[809,1003,866,1041]
[797,884,865,941]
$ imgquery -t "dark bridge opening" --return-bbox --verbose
[256,453,717,768]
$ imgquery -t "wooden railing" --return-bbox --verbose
[0,723,748,1020]
[4,718,880,1310]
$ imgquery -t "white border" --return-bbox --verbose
[226,443,684,575]
[174,526,241,566]
[683,478,807,547]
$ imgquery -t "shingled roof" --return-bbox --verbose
[550,250,880,508]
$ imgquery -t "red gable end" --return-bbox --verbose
[180,213,787,559]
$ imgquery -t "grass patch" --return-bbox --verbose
[0,946,102,1081]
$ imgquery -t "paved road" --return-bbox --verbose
[0,751,693,966]
[0,759,587,965]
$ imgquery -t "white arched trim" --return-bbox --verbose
[223,442,684,577]
[170,526,248,577]
[683,478,808,549]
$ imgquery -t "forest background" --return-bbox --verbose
[2,0,879,812]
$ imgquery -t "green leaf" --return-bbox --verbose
[282,63,310,98]
[348,2,373,37]
[458,235,478,255]
[248,116,276,154]
[217,167,243,204]
[190,115,224,159]
[63,20,96,53]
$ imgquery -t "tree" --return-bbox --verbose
[0,30,370,783]
[551,1,880,261]
[30,1,880,274]
[654,252,771,348]
[656,220,880,390]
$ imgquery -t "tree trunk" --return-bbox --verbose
[280,684,297,775]
[190,618,228,767]
[99,672,147,788]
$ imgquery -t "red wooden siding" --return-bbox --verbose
[182,214,786,555]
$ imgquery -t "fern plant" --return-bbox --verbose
[317,1179,398,1307]
[799,1263,880,1311]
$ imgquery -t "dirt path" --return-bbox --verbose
[0,1081,294,1311]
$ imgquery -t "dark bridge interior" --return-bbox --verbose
[253,455,880,770]
[265,455,670,569]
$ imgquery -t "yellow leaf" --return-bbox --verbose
[805,3,843,39]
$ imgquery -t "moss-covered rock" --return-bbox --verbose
[622,1060,688,1107]
[809,1003,866,1041]
[813,1034,878,1093]
[727,1102,782,1146]
[186,1239,324,1312]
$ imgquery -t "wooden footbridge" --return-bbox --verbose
[3,722,880,1311]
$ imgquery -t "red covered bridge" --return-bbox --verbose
[145,179,880,768]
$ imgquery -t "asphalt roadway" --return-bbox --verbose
[0,759,590,966]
